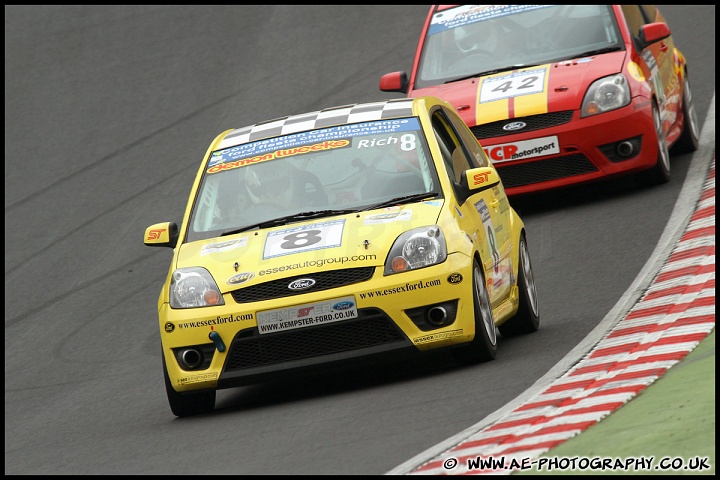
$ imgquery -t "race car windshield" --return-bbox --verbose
[187,117,440,242]
[415,5,623,89]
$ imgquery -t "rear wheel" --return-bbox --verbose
[453,259,497,365]
[163,353,216,417]
[636,101,670,186]
[499,233,540,337]
[671,75,700,154]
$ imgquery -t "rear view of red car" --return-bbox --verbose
[380,5,699,196]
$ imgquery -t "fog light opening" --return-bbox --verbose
[180,348,203,369]
[616,140,635,158]
[427,306,448,326]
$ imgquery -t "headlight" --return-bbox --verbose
[581,74,630,118]
[384,226,447,275]
[169,267,225,308]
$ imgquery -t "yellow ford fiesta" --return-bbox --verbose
[145,95,540,416]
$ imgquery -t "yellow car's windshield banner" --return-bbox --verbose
[207,117,422,173]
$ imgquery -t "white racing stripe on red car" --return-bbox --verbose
[403,158,715,476]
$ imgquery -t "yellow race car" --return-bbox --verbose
[144,95,540,417]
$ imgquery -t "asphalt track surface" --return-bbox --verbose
[4,5,716,475]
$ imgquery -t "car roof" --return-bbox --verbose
[216,98,417,150]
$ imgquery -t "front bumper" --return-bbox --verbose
[476,97,658,196]
[160,252,477,392]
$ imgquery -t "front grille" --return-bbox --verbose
[496,154,597,188]
[223,308,408,371]
[231,266,375,303]
[470,111,573,140]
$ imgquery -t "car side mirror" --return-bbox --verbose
[144,222,179,248]
[464,167,501,193]
[379,71,409,94]
[638,22,671,48]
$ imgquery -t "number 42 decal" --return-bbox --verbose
[479,68,547,103]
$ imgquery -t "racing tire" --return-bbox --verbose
[452,258,497,365]
[163,353,216,417]
[670,75,700,154]
[499,233,540,337]
[636,101,671,187]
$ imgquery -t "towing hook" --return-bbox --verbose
[209,331,226,352]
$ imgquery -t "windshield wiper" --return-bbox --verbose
[445,65,534,84]
[221,209,357,236]
[572,46,622,58]
[362,192,440,211]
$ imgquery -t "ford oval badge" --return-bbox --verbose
[503,121,526,132]
[333,301,354,310]
[447,273,463,284]
[288,278,316,290]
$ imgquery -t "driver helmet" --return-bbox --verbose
[392,142,422,173]
[452,22,497,54]
[245,160,293,205]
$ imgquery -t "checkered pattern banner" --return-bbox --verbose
[218,98,416,149]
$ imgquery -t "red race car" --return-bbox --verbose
[380,5,699,196]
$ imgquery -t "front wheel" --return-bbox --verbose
[452,259,497,365]
[636,101,670,187]
[163,353,216,417]
[671,75,700,154]
[499,233,540,337]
